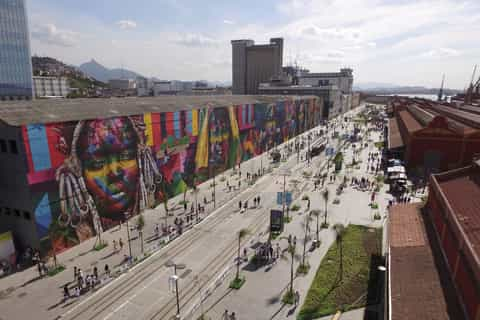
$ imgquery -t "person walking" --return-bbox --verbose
[104,264,110,277]
[63,284,70,301]
[113,239,117,252]
[74,266,78,281]
[230,312,236,320]
[119,238,124,251]
[223,310,229,320]
[238,201,242,211]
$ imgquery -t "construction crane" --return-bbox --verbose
[465,65,477,104]
[437,74,445,101]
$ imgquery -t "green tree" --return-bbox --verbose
[47,220,78,268]
[137,214,145,254]
[310,209,321,245]
[333,223,346,282]
[235,229,249,280]
[322,189,330,226]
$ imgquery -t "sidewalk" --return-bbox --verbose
[190,107,389,320]
[0,112,328,320]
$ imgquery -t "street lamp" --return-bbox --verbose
[124,213,132,259]
[166,260,186,318]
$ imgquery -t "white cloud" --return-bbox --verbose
[31,23,80,47]
[116,20,137,29]
[172,33,221,47]
[421,47,462,58]
[223,19,235,25]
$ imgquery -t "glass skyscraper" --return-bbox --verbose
[0,0,33,100]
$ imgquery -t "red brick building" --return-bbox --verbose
[387,97,480,175]
[425,160,480,319]
[388,203,464,320]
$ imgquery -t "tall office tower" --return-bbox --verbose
[0,0,34,100]
[231,38,283,95]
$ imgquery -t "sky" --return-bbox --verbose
[27,0,480,89]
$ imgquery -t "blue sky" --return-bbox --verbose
[27,0,480,88]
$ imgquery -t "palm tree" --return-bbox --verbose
[301,214,312,267]
[137,214,145,254]
[322,189,330,226]
[310,209,321,245]
[235,229,249,280]
[333,223,346,282]
[286,235,297,294]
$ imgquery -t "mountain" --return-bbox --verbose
[358,85,460,96]
[353,82,397,90]
[79,59,142,83]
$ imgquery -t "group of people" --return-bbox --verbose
[367,152,382,174]
[238,196,261,212]
[64,265,104,301]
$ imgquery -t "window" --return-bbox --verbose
[23,211,31,220]
[14,209,20,217]
[0,139,6,152]
[9,140,18,154]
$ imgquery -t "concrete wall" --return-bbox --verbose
[0,123,38,251]
[11,97,321,253]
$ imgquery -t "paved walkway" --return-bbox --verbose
[0,107,331,320]
[190,105,390,320]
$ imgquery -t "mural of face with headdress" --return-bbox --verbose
[56,116,160,241]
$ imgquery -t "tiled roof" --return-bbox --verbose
[436,168,480,260]
[397,109,423,133]
[0,95,317,126]
[388,118,404,149]
[389,203,464,320]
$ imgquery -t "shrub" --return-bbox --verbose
[282,289,295,305]
[290,204,301,211]
[371,203,379,209]
[374,212,382,220]
[47,264,65,277]
[321,222,330,229]
[302,195,310,201]
[94,241,108,251]
[229,276,246,290]
[297,263,310,275]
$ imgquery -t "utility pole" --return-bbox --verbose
[166,261,186,319]
[212,165,216,208]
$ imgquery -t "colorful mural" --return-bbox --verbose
[21,98,320,252]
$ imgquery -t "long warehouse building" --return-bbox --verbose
[0,95,321,254]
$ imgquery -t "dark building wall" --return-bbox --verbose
[407,136,464,173]
[426,176,480,320]
[5,97,321,254]
[0,123,38,251]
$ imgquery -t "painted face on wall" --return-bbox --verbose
[77,117,139,220]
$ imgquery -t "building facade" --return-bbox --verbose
[231,38,283,94]
[425,161,480,319]
[108,79,136,90]
[32,76,70,98]
[387,97,480,176]
[298,68,353,94]
[0,95,321,254]
[0,0,33,100]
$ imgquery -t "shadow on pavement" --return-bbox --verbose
[20,275,43,287]
[203,288,234,315]
[100,251,118,260]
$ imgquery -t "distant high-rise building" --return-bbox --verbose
[32,76,70,98]
[0,0,33,100]
[231,38,283,94]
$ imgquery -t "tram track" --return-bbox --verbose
[61,126,326,320]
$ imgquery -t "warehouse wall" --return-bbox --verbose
[18,98,321,252]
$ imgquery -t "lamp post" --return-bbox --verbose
[280,169,291,219]
[166,260,186,318]
[124,213,132,258]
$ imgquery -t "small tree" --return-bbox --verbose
[301,214,312,268]
[333,223,346,282]
[322,189,330,227]
[137,214,145,254]
[235,229,249,280]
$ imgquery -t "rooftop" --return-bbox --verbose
[433,163,480,264]
[0,95,316,126]
[389,203,464,320]
[387,118,404,149]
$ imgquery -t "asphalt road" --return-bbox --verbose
[59,123,334,320]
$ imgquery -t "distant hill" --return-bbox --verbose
[359,85,460,96]
[79,59,142,83]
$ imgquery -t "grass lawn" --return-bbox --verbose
[298,225,383,320]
